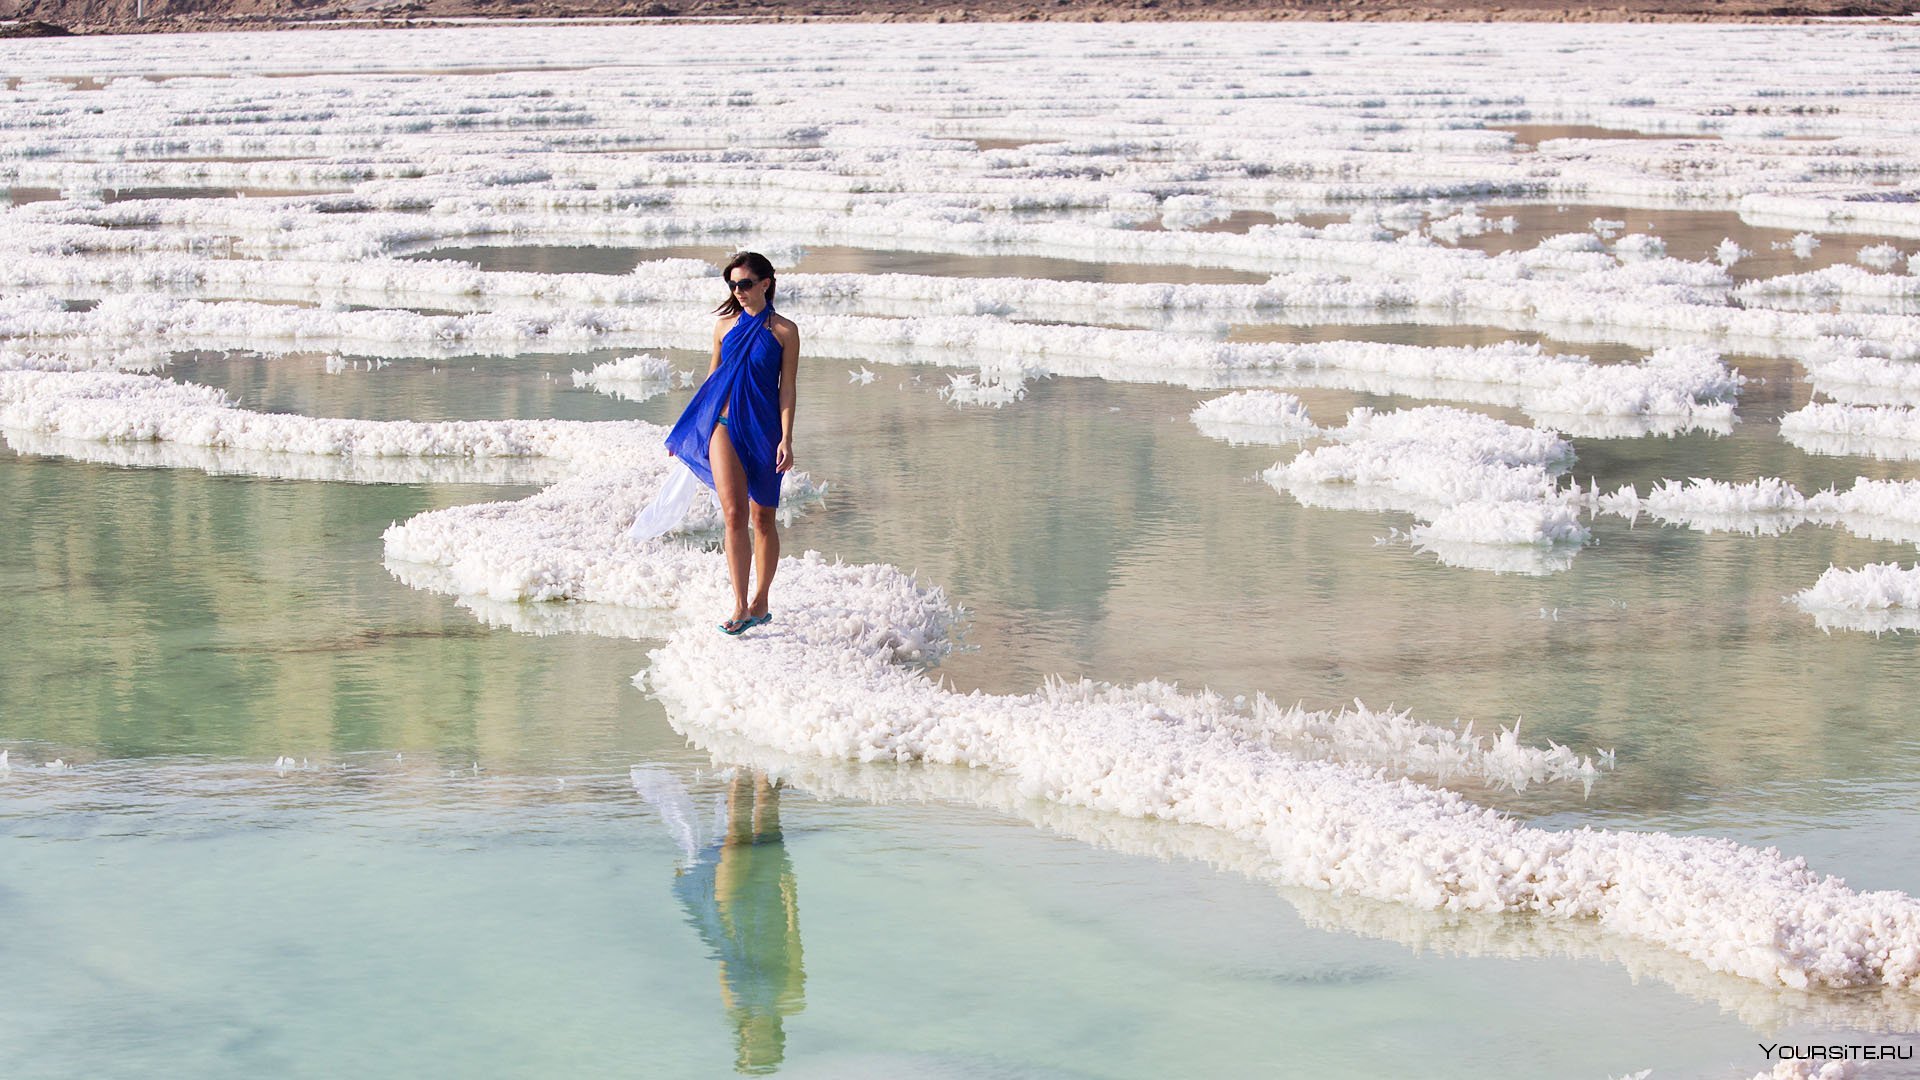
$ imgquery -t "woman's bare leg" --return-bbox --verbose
[749,502,779,618]
[709,425,751,621]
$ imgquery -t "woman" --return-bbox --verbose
[662,252,800,636]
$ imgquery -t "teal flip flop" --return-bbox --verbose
[719,616,752,636]
[740,612,773,631]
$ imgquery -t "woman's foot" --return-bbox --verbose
[720,609,752,635]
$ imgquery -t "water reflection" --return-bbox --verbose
[673,771,806,1075]
[402,241,1268,285]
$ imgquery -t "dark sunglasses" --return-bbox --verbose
[728,276,763,291]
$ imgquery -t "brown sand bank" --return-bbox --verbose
[3,0,1914,37]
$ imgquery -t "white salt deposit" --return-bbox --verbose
[1189,390,1318,446]
[1793,564,1920,635]
[7,20,1920,1016]
[938,368,1031,408]
[1264,406,1587,571]
[0,369,659,472]
[1859,244,1906,272]
[571,353,674,403]
[1781,403,1920,461]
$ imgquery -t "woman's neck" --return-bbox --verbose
[740,298,767,317]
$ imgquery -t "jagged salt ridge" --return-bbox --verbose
[1805,352,1920,409]
[1781,403,1920,461]
[1190,390,1319,446]
[1793,564,1920,636]
[1600,477,1920,545]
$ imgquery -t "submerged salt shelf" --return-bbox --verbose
[7,21,1920,1076]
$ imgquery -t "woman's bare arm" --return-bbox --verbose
[775,321,800,472]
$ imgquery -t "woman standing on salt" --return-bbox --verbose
[652,252,800,635]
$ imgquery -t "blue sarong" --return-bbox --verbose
[663,305,787,508]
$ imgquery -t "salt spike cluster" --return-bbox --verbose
[1264,406,1588,572]
[1189,390,1319,446]
[571,353,676,403]
[1858,244,1907,272]
[1220,693,1603,793]
[1594,477,1920,632]
[1425,206,1515,244]
[3,426,563,487]
[938,368,1030,408]
[1792,564,1920,635]
[1600,477,1920,545]
[1804,353,1920,409]
[0,749,9,773]
[1780,403,1920,462]
[1739,265,1920,303]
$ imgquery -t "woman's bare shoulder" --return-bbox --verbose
[770,313,800,338]
[713,315,733,337]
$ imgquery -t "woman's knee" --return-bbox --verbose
[750,504,778,535]
[720,498,750,530]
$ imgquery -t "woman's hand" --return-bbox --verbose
[775,439,794,473]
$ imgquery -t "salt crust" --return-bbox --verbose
[1600,477,1920,545]
[1189,390,1319,446]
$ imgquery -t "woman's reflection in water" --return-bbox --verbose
[675,771,805,1075]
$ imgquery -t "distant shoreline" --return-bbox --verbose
[6,3,1917,38]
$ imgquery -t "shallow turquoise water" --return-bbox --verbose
[6,332,1920,1077]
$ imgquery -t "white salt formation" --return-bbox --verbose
[1189,390,1318,446]
[1793,564,1920,635]
[1265,406,1587,572]
[571,353,675,403]
[6,22,1920,1010]
[1781,403,1920,461]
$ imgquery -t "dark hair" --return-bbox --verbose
[714,251,777,317]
